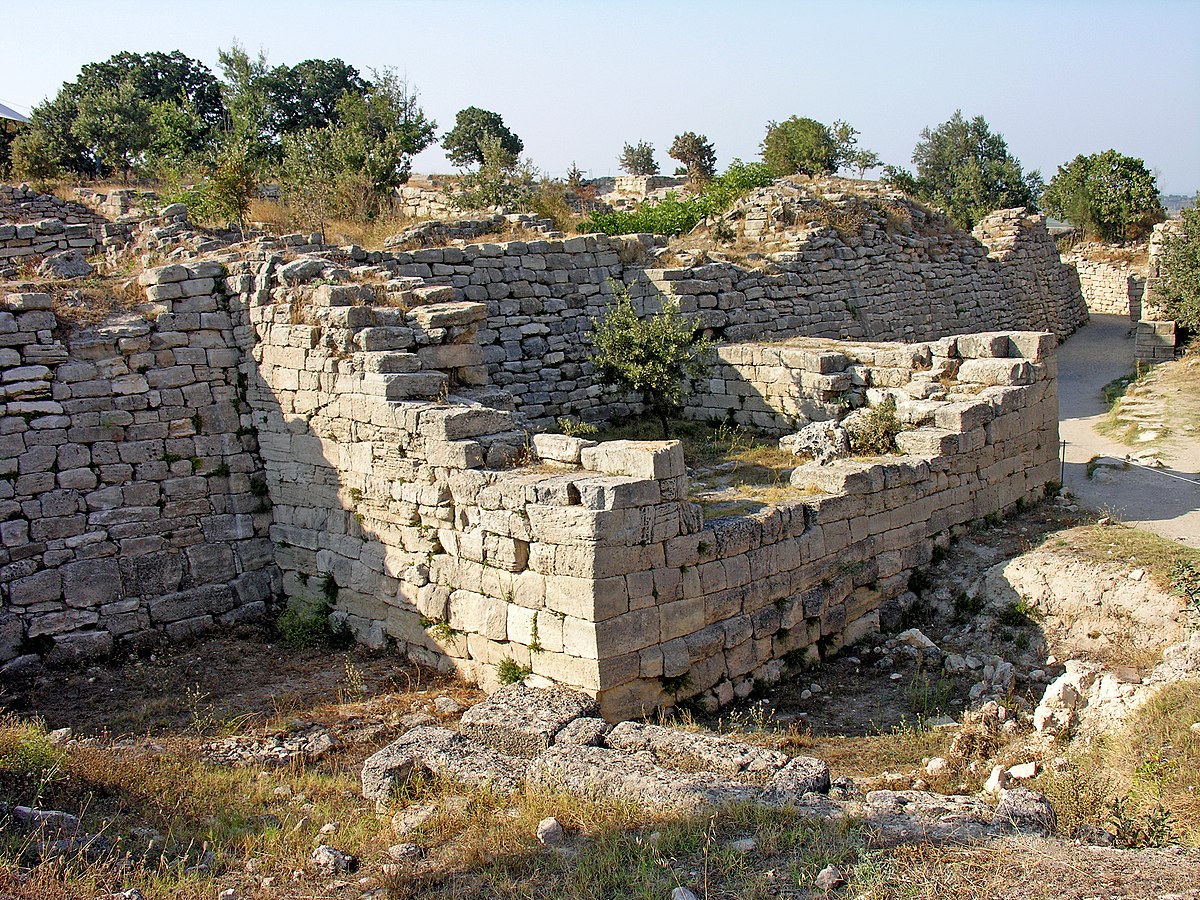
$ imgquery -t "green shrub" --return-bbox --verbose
[1156,202,1200,333]
[580,160,774,237]
[846,396,902,456]
[276,594,351,649]
[496,657,532,685]
[590,284,713,438]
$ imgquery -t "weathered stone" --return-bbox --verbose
[459,684,600,757]
[360,726,525,802]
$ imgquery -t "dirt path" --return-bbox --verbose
[1057,315,1200,547]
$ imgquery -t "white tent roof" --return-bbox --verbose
[0,102,30,124]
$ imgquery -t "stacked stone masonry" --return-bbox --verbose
[2,199,1078,717]
[0,184,112,228]
[0,282,278,673]
[0,220,98,278]
[1065,251,1144,319]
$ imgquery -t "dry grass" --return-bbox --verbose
[246,198,421,250]
[1060,523,1200,596]
[0,712,871,900]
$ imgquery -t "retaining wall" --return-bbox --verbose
[0,283,277,673]
[1066,254,1144,319]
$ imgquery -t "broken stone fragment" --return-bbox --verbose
[360,726,525,802]
[458,683,600,757]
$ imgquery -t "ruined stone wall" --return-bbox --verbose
[231,251,1059,718]
[0,280,278,675]
[0,220,98,278]
[0,185,111,228]
[1064,254,1144,318]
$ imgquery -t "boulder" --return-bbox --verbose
[37,249,93,279]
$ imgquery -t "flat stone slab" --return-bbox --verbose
[360,726,525,802]
[605,721,790,782]
[528,744,760,814]
[459,684,600,757]
[863,790,997,845]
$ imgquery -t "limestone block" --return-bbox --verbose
[580,440,685,480]
[957,359,1033,387]
[576,476,661,511]
[410,302,486,330]
[528,744,759,813]
[459,683,599,756]
[606,721,789,780]
[532,433,595,465]
[360,726,525,801]
[60,558,121,608]
[956,332,1010,358]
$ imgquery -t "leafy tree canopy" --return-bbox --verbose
[668,132,717,183]
[260,58,369,146]
[442,106,524,168]
[619,141,659,176]
[884,110,1041,230]
[760,116,839,178]
[21,50,224,176]
[1041,150,1164,242]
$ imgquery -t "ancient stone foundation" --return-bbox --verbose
[2,199,1077,718]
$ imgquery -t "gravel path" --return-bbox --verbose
[1057,315,1200,547]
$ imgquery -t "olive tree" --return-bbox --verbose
[590,285,712,438]
[1155,201,1200,332]
[668,132,717,183]
[884,110,1040,229]
[618,141,659,176]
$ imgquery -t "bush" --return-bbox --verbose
[590,284,712,438]
[760,116,838,178]
[1041,150,1164,242]
[668,132,717,183]
[846,396,902,455]
[884,110,1041,230]
[1156,203,1200,332]
[276,589,352,649]
[580,160,774,237]
[618,141,659,176]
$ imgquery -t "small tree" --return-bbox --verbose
[452,132,536,210]
[590,285,712,438]
[1041,150,1164,242]
[10,126,60,188]
[849,148,882,179]
[442,106,523,168]
[885,110,1040,229]
[1156,201,1200,332]
[619,141,659,176]
[69,80,153,182]
[668,132,717,183]
[760,116,838,178]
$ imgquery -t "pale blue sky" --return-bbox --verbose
[3,0,1198,192]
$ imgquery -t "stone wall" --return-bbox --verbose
[0,281,278,676]
[221,250,1058,718]
[0,220,98,279]
[393,184,459,220]
[0,184,111,228]
[1143,218,1184,321]
[2,202,1073,715]
[1065,253,1144,318]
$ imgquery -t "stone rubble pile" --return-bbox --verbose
[362,684,1056,845]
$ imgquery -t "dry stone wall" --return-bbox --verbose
[1064,252,1144,318]
[1,198,1074,716]
[0,220,98,279]
[0,184,111,228]
[0,281,277,675]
